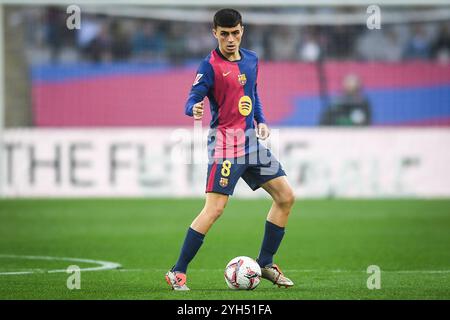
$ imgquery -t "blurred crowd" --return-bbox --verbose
[20,7,450,65]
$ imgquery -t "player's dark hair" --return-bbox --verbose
[213,8,242,29]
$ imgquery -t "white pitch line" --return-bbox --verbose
[393,270,450,274]
[119,268,450,274]
[0,254,122,276]
[2,256,446,276]
[0,271,36,275]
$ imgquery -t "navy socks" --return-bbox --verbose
[173,227,205,274]
[257,220,285,268]
[173,221,284,273]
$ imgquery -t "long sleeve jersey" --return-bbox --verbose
[185,47,267,159]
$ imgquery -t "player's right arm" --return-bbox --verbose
[185,60,215,120]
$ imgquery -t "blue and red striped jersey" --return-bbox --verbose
[185,48,266,158]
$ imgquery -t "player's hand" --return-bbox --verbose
[257,123,270,140]
[193,101,204,120]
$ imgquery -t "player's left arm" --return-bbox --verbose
[254,61,270,140]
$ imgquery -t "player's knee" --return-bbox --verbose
[276,190,295,210]
[206,204,225,222]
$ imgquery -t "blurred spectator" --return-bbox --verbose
[355,29,388,61]
[383,29,404,62]
[110,20,132,61]
[132,21,165,62]
[356,28,404,62]
[243,25,268,60]
[45,7,65,63]
[320,74,372,126]
[83,23,112,63]
[166,23,187,65]
[21,6,450,65]
[267,26,299,61]
[431,23,450,63]
[327,25,355,60]
[185,24,216,60]
[299,28,321,62]
[77,17,102,51]
[403,24,432,60]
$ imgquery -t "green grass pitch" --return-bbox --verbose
[0,198,449,300]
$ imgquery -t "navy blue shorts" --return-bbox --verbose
[205,147,286,196]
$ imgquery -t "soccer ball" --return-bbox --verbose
[224,256,262,290]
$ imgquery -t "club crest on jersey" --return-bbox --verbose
[219,177,229,188]
[238,74,247,86]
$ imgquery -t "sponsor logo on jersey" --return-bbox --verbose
[238,95,252,116]
[238,74,247,85]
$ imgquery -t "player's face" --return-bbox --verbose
[213,25,244,55]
